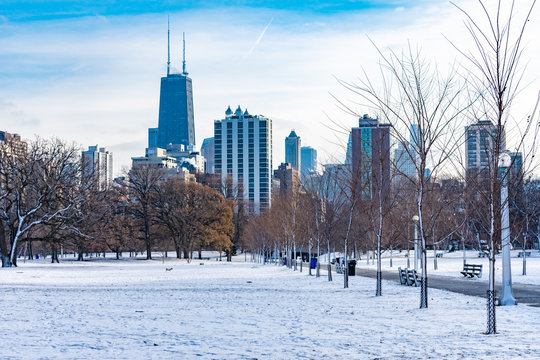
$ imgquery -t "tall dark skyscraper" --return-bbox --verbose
[351,114,391,200]
[150,25,195,149]
[285,130,301,171]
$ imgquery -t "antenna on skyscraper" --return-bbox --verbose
[167,16,170,76]
[167,16,171,76]
[182,32,188,75]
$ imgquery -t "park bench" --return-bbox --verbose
[406,269,421,286]
[398,267,408,285]
[518,251,531,258]
[335,263,345,274]
[435,252,444,258]
[397,267,421,287]
[460,264,482,278]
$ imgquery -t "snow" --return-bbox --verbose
[1,258,539,359]
[319,250,540,285]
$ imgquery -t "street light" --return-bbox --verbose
[412,215,419,271]
[499,152,516,306]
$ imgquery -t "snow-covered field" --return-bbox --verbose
[1,259,539,359]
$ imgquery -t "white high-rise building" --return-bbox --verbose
[82,145,113,190]
[214,106,272,212]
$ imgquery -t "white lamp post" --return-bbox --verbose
[413,215,419,271]
[499,152,516,306]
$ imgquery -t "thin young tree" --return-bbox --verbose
[451,0,538,333]
[339,44,468,307]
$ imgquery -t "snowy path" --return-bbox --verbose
[321,249,540,285]
[1,260,539,359]
[349,266,540,307]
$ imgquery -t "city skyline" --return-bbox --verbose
[1,1,539,176]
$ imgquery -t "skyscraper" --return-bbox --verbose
[214,106,272,212]
[508,151,523,180]
[274,162,301,196]
[393,124,420,185]
[410,123,420,150]
[300,146,317,177]
[351,114,391,199]
[149,25,195,150]
[200,137,215,174]
[285,130,301,171]
[465,120,506,172]
[82,145,113,190]
[393,141,416,185]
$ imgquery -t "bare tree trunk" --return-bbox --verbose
[293,241,297,271]
[376,234,382,296]
[344,242,348,289]
[327,240,332,281]
[0,221,13,267]
[462,234,466,266]
[144,217,151,260]
[487,195,496,334]
[418,187,428,309]
[434,242,438,270]
[522,234,527,276]
[308,239,312,276]
[316,239,320,277]
[27,240,33,260]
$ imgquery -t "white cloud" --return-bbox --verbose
[0,1,539,176]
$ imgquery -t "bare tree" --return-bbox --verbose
[0,138,85,267]
[451,0,538,333]
[127,165,164,260]
[339,43,468,307]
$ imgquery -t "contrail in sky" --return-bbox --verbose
[247,17,274,56]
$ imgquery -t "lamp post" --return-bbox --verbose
[407,241,410,268]
[499,152,516,306]
[413,215,419,271]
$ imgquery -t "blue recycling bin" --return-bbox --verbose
[310,258,317,269]
[35,254,39,259]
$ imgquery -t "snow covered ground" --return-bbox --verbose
[320,249,540,285]
[1,259,539,359]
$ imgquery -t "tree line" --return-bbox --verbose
[0,139,235,267]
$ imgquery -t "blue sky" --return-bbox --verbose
[1,1,538,176]
[2,1,408,21]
